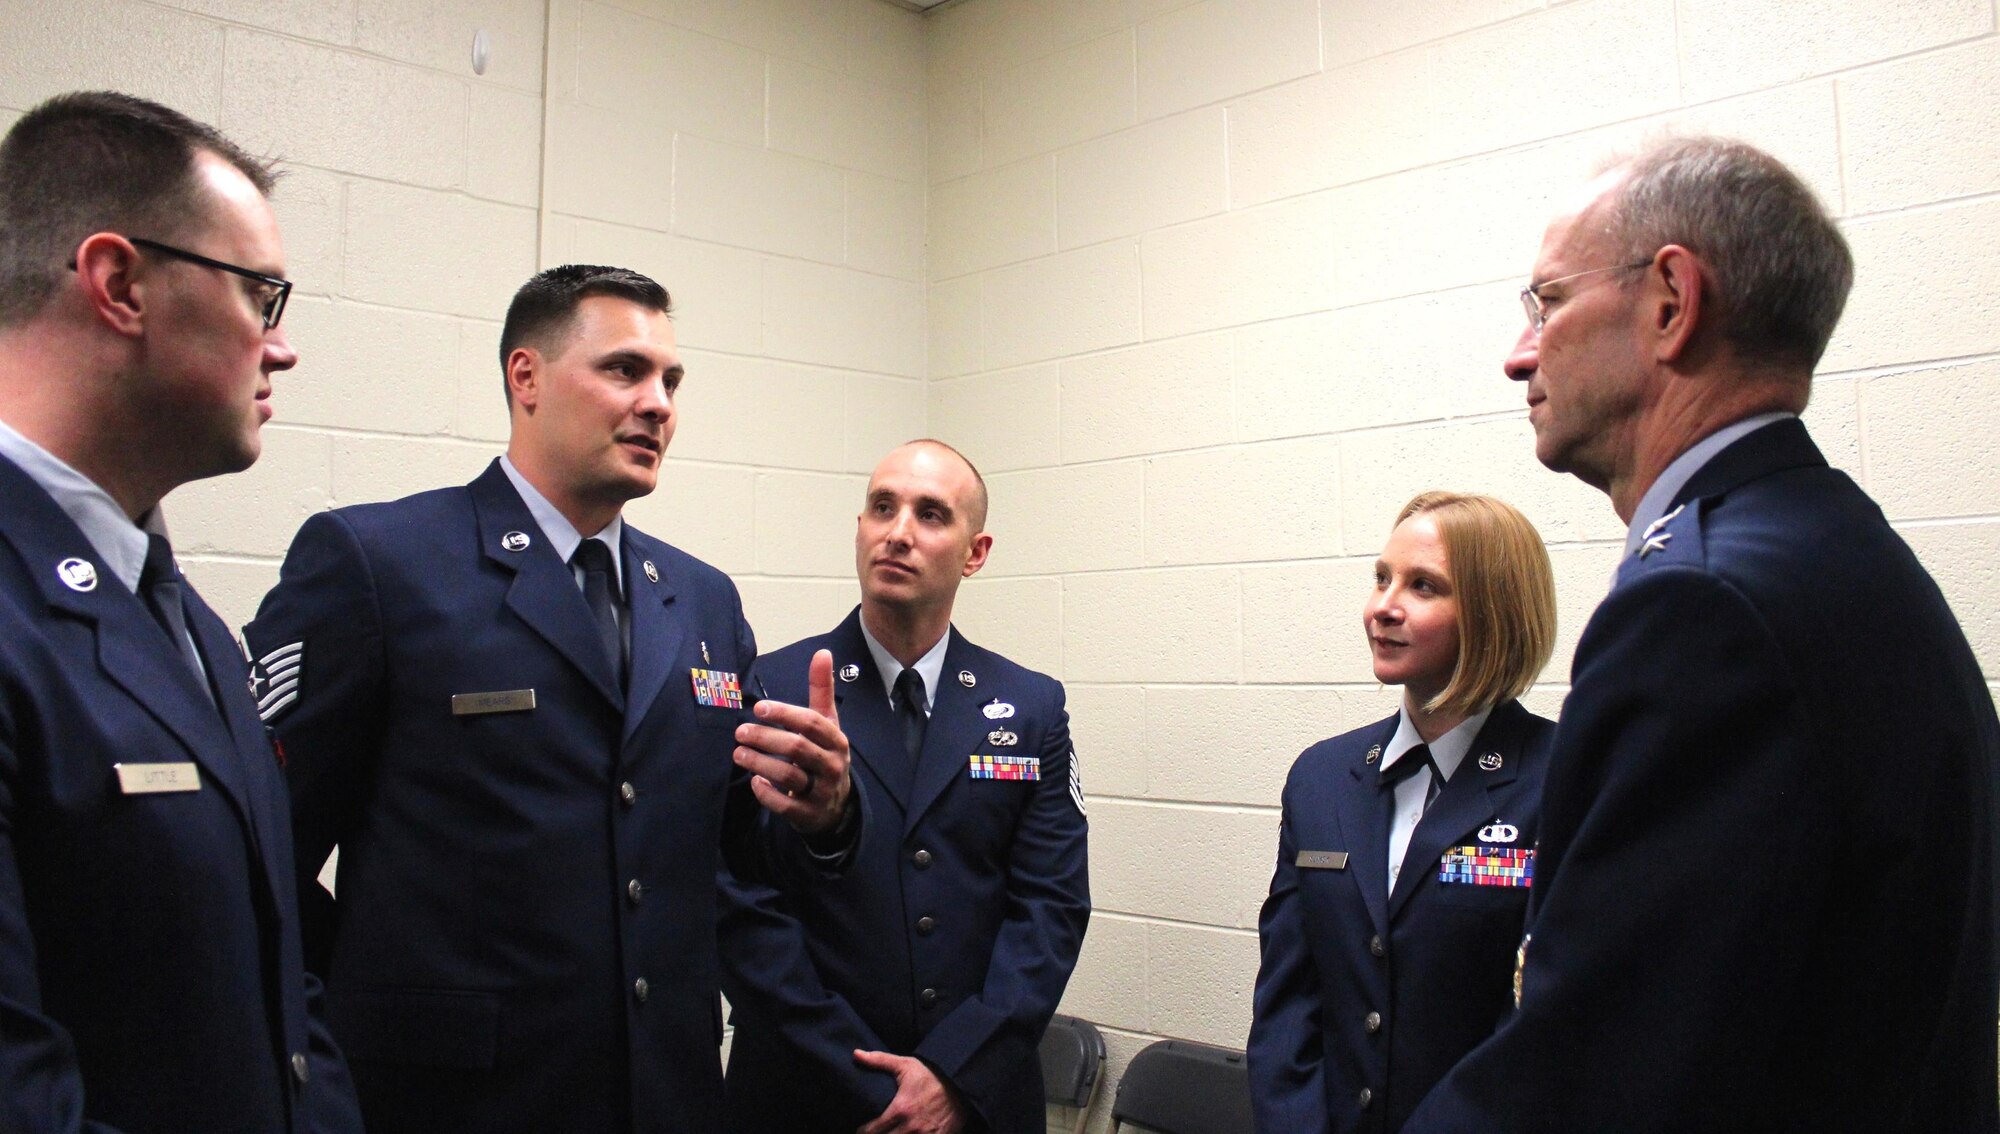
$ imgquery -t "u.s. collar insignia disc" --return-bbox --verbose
[838,663,860,683]
[643,560,658,583]
[56,557,97,592]
[958,669,976,688]
[500,530,530,552]
[1478,751,1503,771]
[1365,744,1381,765]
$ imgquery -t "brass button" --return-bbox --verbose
[619,781,637,807]
[913,849,933,869]
[916,915,936,935]
[627,879,643,905]
[633,977,649,1002]
[1364,1011,1382,1034]
[1369,935,1386,958]
[290,1052,309,1084]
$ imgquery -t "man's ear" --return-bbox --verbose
[1648,244,1705,364]
[505,347,541,411]
[961,531,993,579]
[72,233,147,337]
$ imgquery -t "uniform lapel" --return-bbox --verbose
[1388,702,1527,919]
[620,535,682,741]
[470,462,623,709]
[1335,717,1399,937]
[903,631,985,832]
[0,455,257,832]
[826,611,909,813]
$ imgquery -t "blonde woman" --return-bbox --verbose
[1249,492,1558,1134]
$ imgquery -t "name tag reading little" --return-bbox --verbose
[451,689,537,716]
[1296,850,1349,870]
[114,762,201,794]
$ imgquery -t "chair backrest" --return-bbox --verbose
[1040,1013,1107,1108]
[1109,1039,1254,1134]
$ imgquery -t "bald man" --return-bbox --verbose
[720,440,1091,1134]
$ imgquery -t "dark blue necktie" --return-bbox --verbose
[894,667,928,767]
[571,539,624,688]
[1380,742,1444,814]
[141,533,211,704]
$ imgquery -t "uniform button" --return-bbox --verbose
[916,915,936,935]
[913,849,933,869]
[1369,935,1386,958]
[633,977,649,1003]
[920,987,938,1007]
[1364,1011,1382,1034]
[290,1052,309,1084]
[627,879,644,905]
[619,781,637,807]
[1358,1087,1373,1109]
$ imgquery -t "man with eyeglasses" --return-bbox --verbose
[1402,137,2000,1132]
[0,91,360,1132]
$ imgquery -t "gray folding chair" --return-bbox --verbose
[1109,1039,1254,1134]
[1040,1014,1107,1134]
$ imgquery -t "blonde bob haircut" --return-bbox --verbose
[1394,491,1557,719]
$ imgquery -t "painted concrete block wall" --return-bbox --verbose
[0,0,926,650]
[913,2,2000,1130]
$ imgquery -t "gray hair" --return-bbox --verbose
[1596,136,1853,371]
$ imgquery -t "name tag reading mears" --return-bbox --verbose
[451,689,537,716]
[1296,850,1349,871]
[114,762,201,794]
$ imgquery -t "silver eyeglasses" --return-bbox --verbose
[1518,261,1651,332]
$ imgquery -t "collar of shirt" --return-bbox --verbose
[1380,703,1494,784]
[857,618,951,715]
[1621,411,1795,562]
[500,455,624,593]
[0,414,160,592]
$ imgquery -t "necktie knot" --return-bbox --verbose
[1380,743,1439,789]
[893,668,927,716]
[570,538,619,599]
[570,538,624,687]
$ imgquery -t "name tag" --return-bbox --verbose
[969,754,1039,781]
[114,762,201,794]
[451,689,537,716]
[1296,850,1349,871]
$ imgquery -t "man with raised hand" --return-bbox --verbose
[722,439,1090,1134]
[245,264,857,1134]
[1406,137,1999,1133]
[0,91,361,1133]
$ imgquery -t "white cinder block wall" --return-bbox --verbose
[0,0,927,642]
[917,2,2000,1131]
[5,0,1998,1129]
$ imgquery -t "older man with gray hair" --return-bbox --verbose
[1403,137,1999,1132]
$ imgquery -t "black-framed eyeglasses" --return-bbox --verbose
[1518,261,1652,333]
[124,237,292,330]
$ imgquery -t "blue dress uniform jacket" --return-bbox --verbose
[1406,419,2000,1133]
[0,453,361,1134]
[720,608,1090,1134]
[1249,700,1554,1134]
[244,459,766,1134]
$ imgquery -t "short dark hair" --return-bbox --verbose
[498,264,673,404]
[0,91,277,327]
[1599,136,1854,371]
